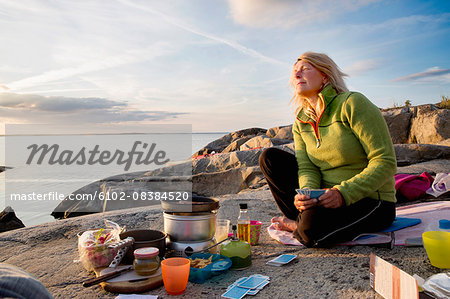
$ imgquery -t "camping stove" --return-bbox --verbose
[161,196,219,257]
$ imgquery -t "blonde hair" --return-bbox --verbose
[290,52,348,121]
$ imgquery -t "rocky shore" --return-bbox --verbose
[1,188,447,298]
[0,103,449,298]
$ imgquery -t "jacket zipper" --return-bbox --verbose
[296,94,325,148]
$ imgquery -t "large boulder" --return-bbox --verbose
[192,147,264,173]
[0,206,25,233]
[397,159,450,175]
[51,172,192,219]
[382,107,412,144]
[266,125,292,139]
[240,136,292,151]
[192,166,265,197]
[394,144,450,166]
[192,128,266,156]
[222,136,254,153]
[274,125,294,140]
[408,105,450,144]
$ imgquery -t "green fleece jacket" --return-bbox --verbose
[293,84,397,205]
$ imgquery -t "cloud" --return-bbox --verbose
[5,42,174,92]
[392,67,450,82]
[117,0,286,67]
[226,0,379,29]
[344,59,381,76]
[0,92,185,123]
[0,93,125,111]
[0,65,32,74]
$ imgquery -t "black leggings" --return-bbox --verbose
[259,147,396,247]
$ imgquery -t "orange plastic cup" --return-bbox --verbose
[161,257,190,295]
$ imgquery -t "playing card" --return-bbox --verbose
[226,277,247,290]
[296,189,325,199]
[250,274,270,281]
[267,254,297,266]
[237,276,267,289]
[222,285,250,299]
[247,280,270,295]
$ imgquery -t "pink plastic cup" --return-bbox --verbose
[250,220,262,245]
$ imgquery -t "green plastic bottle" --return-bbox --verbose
[220,225,251,270]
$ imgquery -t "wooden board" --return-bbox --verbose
[94,266,163,294]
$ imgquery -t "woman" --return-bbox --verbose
[259,52,397,247]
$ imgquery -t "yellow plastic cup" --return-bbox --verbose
[422,231,450,269]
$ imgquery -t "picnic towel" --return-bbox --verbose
[267,201,450,246]
[426,173,450,197]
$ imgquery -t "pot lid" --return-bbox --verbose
[161,195,219,213]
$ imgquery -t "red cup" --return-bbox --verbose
[161,257,190,295]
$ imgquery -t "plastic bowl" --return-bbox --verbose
[188,253,232,284]
[422,231,450,269]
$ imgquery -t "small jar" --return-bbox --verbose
[133,247,160,276]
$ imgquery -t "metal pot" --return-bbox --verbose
[119,229,167,262]
[167,239,216,257]
[163,212,216,242]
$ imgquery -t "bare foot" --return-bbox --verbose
[271,216,297,232]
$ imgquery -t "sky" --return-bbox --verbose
[0,0,449,133]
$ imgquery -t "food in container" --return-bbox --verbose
[78,228,120,271]
[188,253,232,284]
[133,247,160,276]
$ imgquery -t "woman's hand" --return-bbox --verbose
[318,188,344,209]
[294,193,317,212]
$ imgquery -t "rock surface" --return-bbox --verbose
[381,104,449,144]
[1,189,446,298]
[409,104,450,144]
[381,107,412,144]
[394,144,450,166]
[193,128,266,156]
[0,207,25,233]
[53,140,449,218]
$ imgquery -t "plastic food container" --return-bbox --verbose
[78,228,120,271]
[188,253,232,284]
[422,231,450,268]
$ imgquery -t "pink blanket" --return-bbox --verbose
[267,201,450,246]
